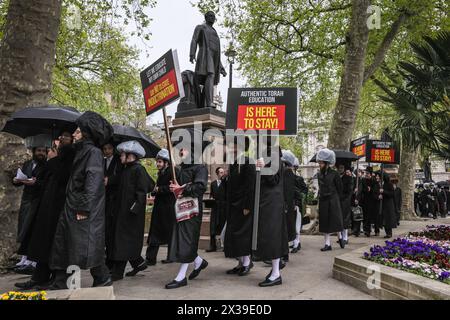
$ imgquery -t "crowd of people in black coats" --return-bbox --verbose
[15,116,445,291]
[11,120,312,290]
[414,182,449,219]
[316,148,406,251]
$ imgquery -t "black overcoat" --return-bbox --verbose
[340,174,353,229]
[169,163,208,263]
[111,162,154,261]
[254,161,289,260]
[318,168,344,233]
[210,178,226,236]
[50,140,107,270]
[380,182,397,230]
[148,166,177,246]
[13,159,47,243]
[283,167,298,242]
[21,145,75,262]
[104,155,123,260]
[224,160,256,258]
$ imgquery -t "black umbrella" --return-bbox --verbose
[1,105,81,139]
[310,149,359,163]
[436,180,450,187]
[112,124,161,158]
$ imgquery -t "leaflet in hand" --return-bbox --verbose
[15,168,31,181]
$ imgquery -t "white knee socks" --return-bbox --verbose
[242,255,250,267]
[324,234,331,246]
[269,258,281,280]
[342,229,348,241]
[175,263,189,281]
[194,256,203,270]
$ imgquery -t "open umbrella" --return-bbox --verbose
[310,149,358,163]
[436,180,450,187]
[112,124,161,158]
[1,105,81,139]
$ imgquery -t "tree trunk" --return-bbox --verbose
[0,0,62,266]
[327,0,370,150]
[398,143,420,221]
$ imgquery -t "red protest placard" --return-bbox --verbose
[236,105,286,131]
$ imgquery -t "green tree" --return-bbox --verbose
[376,32,450,219]
[194,0,449,148]
[0,0,156,266]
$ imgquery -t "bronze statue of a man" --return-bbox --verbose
[190,11,227,108]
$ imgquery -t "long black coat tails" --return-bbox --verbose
[318,168,344,233]
[20,145,75,262]
[224,160,256,258]
[380,182,397,230]
[210,178,227,237]
[50,140,107,270]
[254,161,289,261]
[111,162,154,261]
[284,167,298,242]
[169,163,208,263]
[104,155,123,262]
[340,174,353,229]
[148,166,177,246]
[13,159,47,243]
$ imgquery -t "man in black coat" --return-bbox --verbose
[378,173,397,238]
[207,166,226,252]
[13,145,48,274]
[316,149,345,251]
[392,178,402,225]
[146,149,177,265]
[292,158,308,252]
[49,111,113,290]
[166,128,209,289]
[254,143,289,287]
[336,163,353,245]
[224,138,256,276]
[110,141,154,281]
[15,132,75,289]
[437,186,447,218]
[102,142,123,269]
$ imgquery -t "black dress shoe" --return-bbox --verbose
[161,259,173,264]
[15,279,39,290]
[364,232,371,237]
[111,274,124,282]
[14,265,35,275]
[165,278,187,289]
[125,262,148,277]
[226,266,243,274]
[205,247,217,252]
[146,259,156,266]
[291,246,301,254]
[259,276,282,287]
[338,238,346,249]
[188,259,208,280]
[320,245,332,251]
[238,262,253,276]
[92,277,113,287]
[384,234,392,238]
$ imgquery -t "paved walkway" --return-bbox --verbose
[1,217,448,300]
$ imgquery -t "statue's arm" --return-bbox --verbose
[190,25,201,60]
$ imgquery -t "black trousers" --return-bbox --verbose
[111,256,145,277]
[146,244,170,263]
[352,220,362,235]
[385,226,392,236]
[31,262,52,283]
[52,263,110,289]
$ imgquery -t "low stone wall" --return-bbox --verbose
[332,245,450,300]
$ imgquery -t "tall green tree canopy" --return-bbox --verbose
[194,0,449,140]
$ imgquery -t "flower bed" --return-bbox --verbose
[1,291,47,300]
[364,225,450,284]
